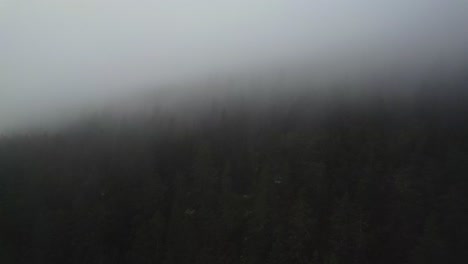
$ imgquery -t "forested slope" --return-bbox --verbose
[1,76,468,264]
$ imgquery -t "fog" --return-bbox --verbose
[2,0,468,133]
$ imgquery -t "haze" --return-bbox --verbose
[1,0,468,133]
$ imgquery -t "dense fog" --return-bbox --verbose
[2,2,468,264]
[2,0,468,133]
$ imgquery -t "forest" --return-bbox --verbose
[1,73,468,264]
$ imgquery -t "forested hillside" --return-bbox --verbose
[1,77,468,264]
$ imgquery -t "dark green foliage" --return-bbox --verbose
[1,82,468,263]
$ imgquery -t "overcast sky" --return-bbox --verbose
[1,0,468,133]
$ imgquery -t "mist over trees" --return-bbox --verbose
[3,1,468,263]
[1,70,468,264]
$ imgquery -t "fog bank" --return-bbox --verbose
[2,0,468,133]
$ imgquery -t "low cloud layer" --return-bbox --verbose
[1,0,468,133]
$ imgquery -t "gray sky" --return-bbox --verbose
[1,0,468,133]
